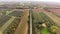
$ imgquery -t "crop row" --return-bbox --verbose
[32,12,42,34]
[32,12,59,34]
[0,15,11,27]
[3,17,21,34]
[40,12,56,26]
[8,11,23,17]
[39,12,58,34]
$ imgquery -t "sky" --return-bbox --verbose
[0,0,60,2]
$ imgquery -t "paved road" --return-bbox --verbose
[30,8,32,34]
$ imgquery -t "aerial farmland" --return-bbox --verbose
[0,1,60,34]
[0,2,29,34]
[30,1,60,34]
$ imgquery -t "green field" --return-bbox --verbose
[41,28,49,34]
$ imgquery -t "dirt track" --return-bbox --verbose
[14,9,29,34]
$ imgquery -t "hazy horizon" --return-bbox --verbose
[0,0,60,3]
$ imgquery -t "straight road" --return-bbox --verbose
[30,8,32,34]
